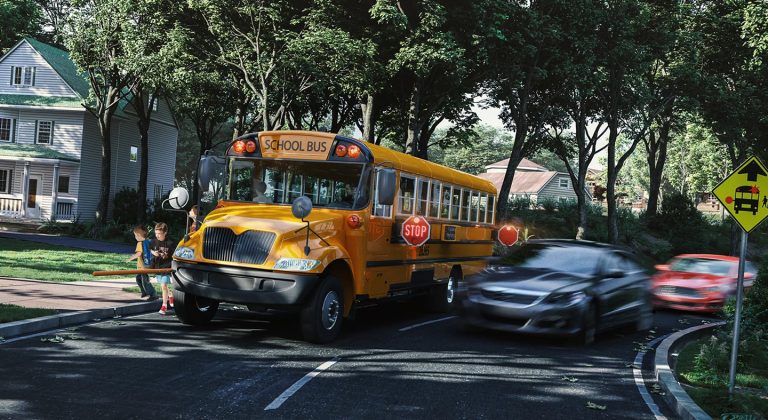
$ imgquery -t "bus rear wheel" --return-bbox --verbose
[174,289,219,326]
[301,275,344,344]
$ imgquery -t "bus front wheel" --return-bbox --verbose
[301,275,344,344]
[426,274,460,313]
[174,289,219,326]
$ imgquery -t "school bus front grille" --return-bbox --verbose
[202,228,276,265]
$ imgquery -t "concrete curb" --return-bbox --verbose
[654,321,725,420]
[0,300,162,340]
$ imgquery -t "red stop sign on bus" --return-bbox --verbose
[498,225,519,246]
[401,216,431,246]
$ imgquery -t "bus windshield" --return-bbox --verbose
[227,158,370,210]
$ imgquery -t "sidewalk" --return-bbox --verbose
[0,277,148,311]
[0,231,134,254]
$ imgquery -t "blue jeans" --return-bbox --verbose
[135,274,156,298]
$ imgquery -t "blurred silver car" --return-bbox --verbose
[455,240,653,344]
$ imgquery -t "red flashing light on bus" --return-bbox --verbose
[245,140,257,153]
[348,145,361,159]
[335,144,347,157]
[233,140,246,154]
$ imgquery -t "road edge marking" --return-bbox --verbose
[633,335,668,420]
[398,316,456,332]
[264,357,339,411]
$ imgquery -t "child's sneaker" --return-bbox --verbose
[158,305,167,315]
[168,296,174,308]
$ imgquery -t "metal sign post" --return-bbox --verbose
[711,156,768,398]
[728,230,748,396]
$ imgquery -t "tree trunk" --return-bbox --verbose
[405,83,421,156]
[96,112,113,225]
[132,86,156,223]
[607,122,620,245]
[496,126,527,220]
[361,94,376,142]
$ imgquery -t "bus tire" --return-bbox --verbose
[301,275,344,344]
[426,274,459,313]
[174,289,219,326]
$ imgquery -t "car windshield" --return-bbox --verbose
[503,243,602,276]
[227,158,371,209]
[669,258,733,276]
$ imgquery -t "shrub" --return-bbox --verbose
[539,197,558,214]
[647,191,709,255]
[37,218,68,234]
[112,187,141,225]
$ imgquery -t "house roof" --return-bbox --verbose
[486,158,547,171]
[0,143,79,162]
[0,94,83,108]
[478,171,557,195]
[23,38,90,98]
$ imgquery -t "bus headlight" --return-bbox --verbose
[274,258,321,271]
[174,246,195,260]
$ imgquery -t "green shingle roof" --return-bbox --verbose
[24,38,90,98]
[0,94,83,108]
[0,143,79,162]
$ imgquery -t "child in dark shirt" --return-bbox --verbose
[151,222,176,314]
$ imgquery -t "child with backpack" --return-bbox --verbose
[126,225,158,300]
[150,222,176,314]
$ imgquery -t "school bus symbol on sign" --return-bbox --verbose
[712,156,768,233]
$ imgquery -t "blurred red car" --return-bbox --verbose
[652,254,757,313]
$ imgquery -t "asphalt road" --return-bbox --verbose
[0,303,715,419]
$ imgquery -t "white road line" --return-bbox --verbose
[633,335,668,420]
[398,316,457,332]
[264,358,339,411]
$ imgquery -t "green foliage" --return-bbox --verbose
[0,0,42,53]
[645,191,722,255]
[430,125,513,175]
[112,187,141,225]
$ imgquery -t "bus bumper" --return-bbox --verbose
[171,261,319,306]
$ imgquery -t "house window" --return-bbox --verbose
[0,118,13,142]
[11,66,35,86]
[0,170,12,194]
[36,121,53,144]
[58,176,70,194]
[154,184,163,201]
[148,94,158,111]
[130,146,138,162]
[559,178,569,188]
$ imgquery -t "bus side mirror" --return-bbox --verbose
[377,169,396,206]
[198,156,214,193]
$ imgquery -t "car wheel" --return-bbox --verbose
[174,289,219,325]
[426,274,459,313]
[578,304,597,345]
[636,296,653,332]
[300,275,344,344]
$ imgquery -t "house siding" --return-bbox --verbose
[147,122,178,202]
[12,109,84,157]
[77,114,103,222]
[0,42,78,97]
[538,173,579,202]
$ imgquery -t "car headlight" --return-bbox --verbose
[174,246,195,260]
[274,258,321,271]
[546,291,587,306]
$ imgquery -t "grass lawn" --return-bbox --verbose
[677,338,768,417]
[0,303,59,324]
[0,238,132,282]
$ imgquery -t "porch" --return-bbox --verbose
[0,196,78,222]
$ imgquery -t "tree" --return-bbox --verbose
[66,0,138,226]
[431,125,514,175]
[34,0,70,47]
[0,0,42,53]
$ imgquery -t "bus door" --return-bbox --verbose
[366,167,398,298]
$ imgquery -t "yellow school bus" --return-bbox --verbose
[171,130,498,342]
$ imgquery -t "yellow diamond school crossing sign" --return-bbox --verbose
[712,156,768,233]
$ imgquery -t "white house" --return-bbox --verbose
[479,158,591,203]
[0,38,178,222]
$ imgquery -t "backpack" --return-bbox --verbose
[142,239,153,266]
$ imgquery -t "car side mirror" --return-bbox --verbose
[377,168,396,206]
[604,269,624,279]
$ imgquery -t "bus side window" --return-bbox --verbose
[417,178,429,216]
[479,193,487,223]
[488,195,496,224]
[460,189,471,222]
[451,187,461,220]
[440,185,451,219]
[399,175,416,215]
[429,181,441,218]
[372,168,392,217]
